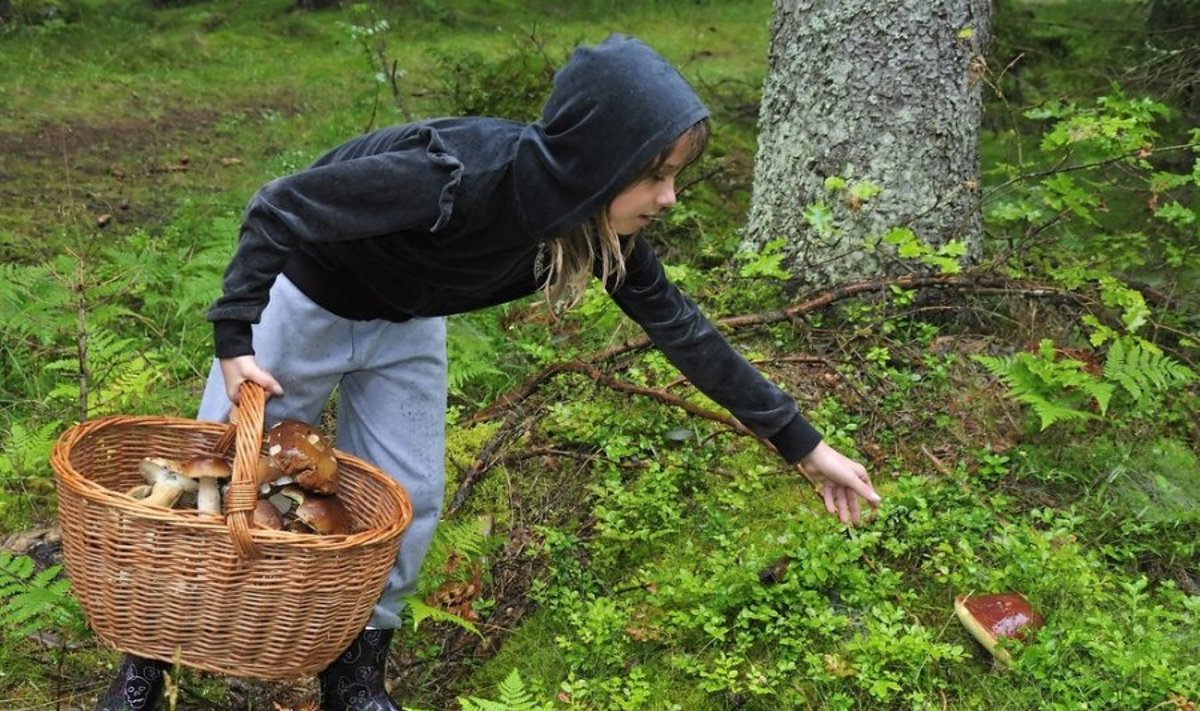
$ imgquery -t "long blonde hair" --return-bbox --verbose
[539,118,710,308]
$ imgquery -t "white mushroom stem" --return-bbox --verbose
[142,478,188,507]
[195,479,222,516]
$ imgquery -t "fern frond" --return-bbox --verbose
[421,515,493,591]
[403,596,481,636]
[1104,338,1197,405]
[974,346,1104,429]
[0,553,85,639]
[497,669,538,708]
[1012,389,1095,430]
[458,669,553,711]
[446,317,506,399]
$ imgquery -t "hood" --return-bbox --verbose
[512,34,710,241]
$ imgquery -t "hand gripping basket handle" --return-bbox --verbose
[212,381,268,560]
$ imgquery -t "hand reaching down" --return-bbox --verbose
[797,440,881,526]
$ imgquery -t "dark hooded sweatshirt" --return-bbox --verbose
[206,35,823,462]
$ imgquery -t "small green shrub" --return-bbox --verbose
[429,39,559,121]
[0,552,86,640]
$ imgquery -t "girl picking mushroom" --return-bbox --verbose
[98,35,882,711]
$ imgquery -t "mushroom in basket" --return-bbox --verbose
[128,457,197,508]
[253,498,285,530]
[277,485,351,535]
[265,420,339,494]
[179,456,233,517]
[245,419,353,534]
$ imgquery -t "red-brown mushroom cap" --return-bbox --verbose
[265,420,339,494]
[252,499,285,530]
[955,592,1044,664]
[277,485,351,535]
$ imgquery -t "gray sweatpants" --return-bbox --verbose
[198,275,448,630]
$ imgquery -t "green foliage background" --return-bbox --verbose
[0,0,1197,709]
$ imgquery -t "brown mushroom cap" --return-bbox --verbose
[181,456,233,481]
[265,420,339,494]
[180,456,233,517]
[252,499,285,530]
[278,485,351,535]
[955,593,1044,664]
[254,454,289,489]
[296,495,351,535]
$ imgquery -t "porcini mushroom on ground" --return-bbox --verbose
[955,592,1045,665]
[133,457,197,508]
[181,456,233,517]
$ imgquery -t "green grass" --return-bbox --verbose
[0,0,772,249]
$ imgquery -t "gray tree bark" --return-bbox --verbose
[745,0,990,288]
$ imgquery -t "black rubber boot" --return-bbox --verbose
[94,654,167,711]
[317,628,400,711]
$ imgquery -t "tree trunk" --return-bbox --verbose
[745,0,990,289]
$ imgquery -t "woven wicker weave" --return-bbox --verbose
[51,382,412,679]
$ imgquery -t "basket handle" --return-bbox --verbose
[216,381,267,560]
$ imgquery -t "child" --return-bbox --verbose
[96,34,880,711]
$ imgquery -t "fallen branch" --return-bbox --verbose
[474,273,1072,423]
[445,406,528,518]
[451,363,756,516]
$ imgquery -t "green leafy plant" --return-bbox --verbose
[446,316,509,406]
[987,89,1199,285]
[874,226,969,274]
[1026,88,1172,157]
[973,339,1114,429]
[340,2,408,129]
[401,515,494,636]
[403,597,481,636]
[458,669,555,711]
[974,332,1195,430]
[0,552,85,640]
[430,36,558,121]
[737,238,791,280]
[1103,336,1196,405]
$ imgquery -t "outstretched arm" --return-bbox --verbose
[608,237,882,525]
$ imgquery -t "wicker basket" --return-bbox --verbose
[50,382,412,679]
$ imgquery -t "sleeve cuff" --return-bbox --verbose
[213,320,254,359]
[768,414,823,463]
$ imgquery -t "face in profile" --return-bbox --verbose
[607,137,694,235]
